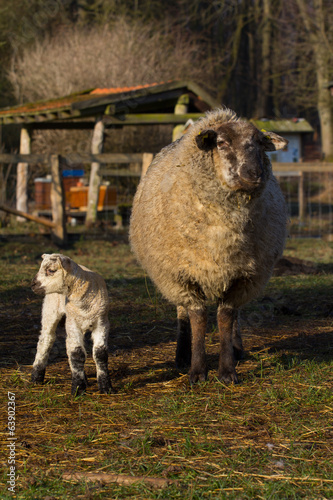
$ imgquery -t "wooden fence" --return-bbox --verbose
[0,153,332,244]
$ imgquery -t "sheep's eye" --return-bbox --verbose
[46,269,56,276]
[217,140,228,149]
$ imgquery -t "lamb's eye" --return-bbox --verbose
[46,269,56,276]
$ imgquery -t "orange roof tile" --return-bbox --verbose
[90,82,163,95]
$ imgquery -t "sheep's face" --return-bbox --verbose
[31,253,72,295]
[195,121,288,192]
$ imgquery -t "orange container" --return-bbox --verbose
[69,186,117,210]
[34,178,51,210]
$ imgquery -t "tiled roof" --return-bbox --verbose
[90,82,163,95]
[0,81,188,122]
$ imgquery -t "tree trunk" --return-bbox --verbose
[256,0,271,117]
[295,0,333,160]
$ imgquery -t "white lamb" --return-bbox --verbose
[31,253,113,395]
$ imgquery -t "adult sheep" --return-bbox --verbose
[129,107,288,385]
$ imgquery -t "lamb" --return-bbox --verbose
[129,107,288,385]
[31,253,113,395]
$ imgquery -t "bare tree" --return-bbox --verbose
[294,0,333,159]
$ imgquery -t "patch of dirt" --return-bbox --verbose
[273,256,317,276]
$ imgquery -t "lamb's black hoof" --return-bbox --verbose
[98,374,115,394]
[71,377,87,397]
[31,366,46,384]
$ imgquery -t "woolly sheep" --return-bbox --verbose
[129,107,288,384]
[31,254,113,395]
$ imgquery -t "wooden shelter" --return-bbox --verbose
[0,80,219,225]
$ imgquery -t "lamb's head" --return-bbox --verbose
[31,253,73,295]
[195,121,288,192]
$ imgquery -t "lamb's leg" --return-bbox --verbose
[176,305,192,368]
[217,305,239,384]
[91,317,114,394]
[31,294,63,383]
[66,318,87,396]
[232,310,244,361]
[188,307,208,384]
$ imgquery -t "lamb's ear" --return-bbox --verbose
[195,129,217,151]
[58,255,72,272]
[261,130,288,151]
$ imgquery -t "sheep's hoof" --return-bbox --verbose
[189,368,208,385]
[218,369,239,385]
[31,366,45,384]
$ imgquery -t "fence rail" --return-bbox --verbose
[1,153,333,242]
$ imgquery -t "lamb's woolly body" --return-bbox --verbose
[31,254,112,395]
[130,109,287,310]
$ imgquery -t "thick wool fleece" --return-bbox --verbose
[129,108,287,311]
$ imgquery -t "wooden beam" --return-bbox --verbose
[26,121,96,130]
[0,153,48,163]
[272,163,333,173]
[16,127,31,221]
[0,204,56,228]
[50,154,67,245]
[141,153,154,177]
[173,95,190,141]
[103,113,203,126]
[99,169,141,177]
[0,153,144,164]
[86,118,105,227]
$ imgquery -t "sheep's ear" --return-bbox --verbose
[195,129,217,151]
[58,255,72,272]
[261,130,288,151]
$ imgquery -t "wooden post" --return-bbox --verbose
[86,118,105,227]
[16,127,31,221]
[141,153,154,178]
[50,154,67,245]
[298,171,305,220]
[172,94,190,142]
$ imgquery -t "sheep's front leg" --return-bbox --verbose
[188,307,208,384]
[91,317,114,394]
[217,305,239,384]
[66,318,87,396]
[31,294,63,383]
[176,305,192,368]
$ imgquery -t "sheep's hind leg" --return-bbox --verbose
[92,318,114,394]
[188,307,208,384]
[176,305,192,368]
[217,305,239,384]
[31,294,62,384]
[66,319,87,396]
[232,310,244,361]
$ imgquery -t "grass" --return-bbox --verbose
[0,225,332,499]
